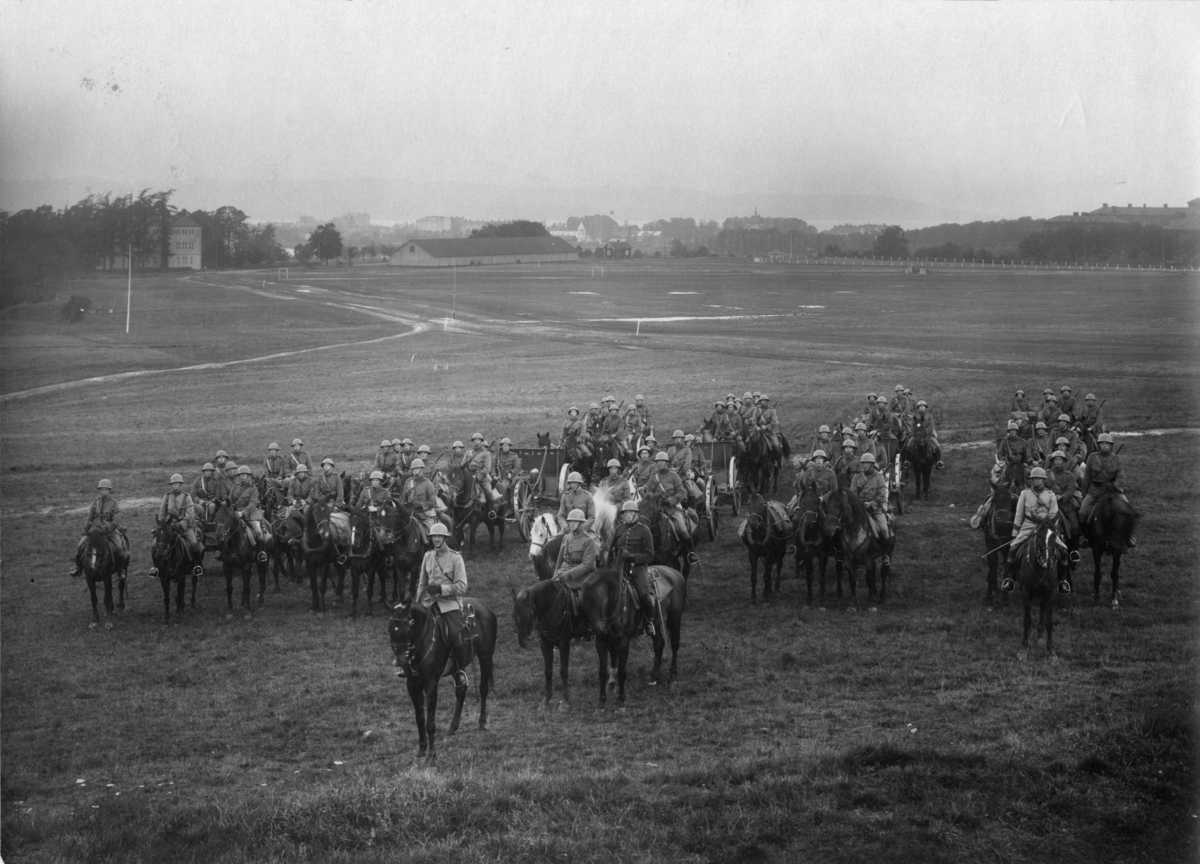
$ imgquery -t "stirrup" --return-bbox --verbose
[148,567,159,579]
[1127,536,1137,548]
[1077,537,1089,549]
[1058,580,1072,594]
[645,622,656,636]
[1069,550,1081,564]
[1000,577,1016,593]
[258,551,268,563]
[192,565,204,577]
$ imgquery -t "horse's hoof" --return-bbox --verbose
[89,622,98,629]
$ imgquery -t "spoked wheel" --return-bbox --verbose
[514,480,535,540]
[705,478,719,541]
[728,457,741,515]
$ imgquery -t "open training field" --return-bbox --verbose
[2,259,1197,863]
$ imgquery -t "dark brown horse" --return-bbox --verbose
[790,490,838,607]
[900,425,939,501]
[742,429,789,495]
[149,516,202,624]
[388,598,497,765]
[741,493,792,604]
[301,498,348,613]
[638,498,698,580]
[256,476,289,592]
[80,527,125,629]
[212,503,262,619]
[578,566,687,706]
[348,500,402,617]
[1083,495,1139,610]
[512,579,591,708]
[1015,515,1062,657]
[982,485,1016,607]
[822,488,895,610]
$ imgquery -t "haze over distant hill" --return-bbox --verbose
[0,175,1002,230]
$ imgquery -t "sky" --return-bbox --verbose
[1,0,1198,224]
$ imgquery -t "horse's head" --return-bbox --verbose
[528,513,559,560]
[388,601,415,667]
[83,526,111,573]
[795,491,824,544]
[348,507,372,555]
[1031,516,1060,576]
[821,489,847,537]
[536,431,551,448]
[511,586,535,649]
[309,498,334,542]
[446,465,472,505]
[743,494,769,544]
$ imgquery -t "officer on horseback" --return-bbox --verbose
[553,509,598,583]
[612,499,657,636]
[850,453,893,551]
[558,472,595,533]
[159,474,203,559]
[231,465,269,562]
[415,522,466,614]
[287,438,312,478]
[263,444,286,481]
[70,479,130,579]
[1002,466,1067,592]
[1078,433,1135,547]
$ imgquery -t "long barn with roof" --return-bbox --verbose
[388,236,579,267]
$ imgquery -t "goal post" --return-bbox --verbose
[277,268,288,280]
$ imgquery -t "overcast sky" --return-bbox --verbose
[1,1,1197,222]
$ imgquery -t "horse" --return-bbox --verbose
[301,498,349,613]
[212,503,263,619]
[579,565,687,705]
[460,466,508,554]
[900,425,939,501]
[348,500,402,617]
[80,527,125,629]
[741,493,792,604]
[638,497,698,580]
[1083,495,1139,609]
[149,516,202,624]
[512,578,592,708]
[444,464,484,554]
[256,476,290,592]
[742,428,789,494]
[982,484,1016,607]
[790,490,838,607]
[1014,516,1062,657]
[822,487,895,609]
[388,598,497,765]
[562,432,595,485]
[528,512,566,582]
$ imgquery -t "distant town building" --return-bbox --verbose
[1050,199,1200,230]
[101,214,202,270]
[602,241,632,259]
[416,215,455,233]
[389,236,579,267]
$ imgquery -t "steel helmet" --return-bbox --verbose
[760,394,770,401]
[638,445,651,455]
[1058,414,1071,423]
[202,463,215,472]
[500,437,512,445]
[743,392,753,400]
[1007,421,1019,431]
[636,394,645,401]
[170,473,184,484]
[1035,421,1047,430]
[566,508,586,522]
[410,459,425,469]
[854,422,867,431]
[1098,433,1114,444]
[452,441,464,449]
[646,435,657,443]
[268,443,280,451]
[859,452,877,464]
[608,404,619,412]
[1047,395,1058,403]
[752,391,761,399]
[381,439,392,448]
[238,465,252,475]
[418,445,431,454]
[295,464,309,473]
[392,438,403,446]
[1050,451,1068,462]
[1014,389,1025,396]
[1029,466,1047,479]
[567,471,584,484]
[684,434,695,443]
[215,450,228,458]
[621,500,640,513]
[672,429,684,438]
[726,393,736,400]
[1043,388,1053,395]
[842,439,856,449]
[1061,385,1072,392]
[1055,437,1070,446]
[819,425,830,433]
[471,432,483,441]
[369,470,384,481]
[904,389,911,395]
[917,400,927,408]
[568,406,579,415]
[1085,393,1096,400]
[867,393,877,401]
[589,402,599,409]
[655,451,670,461]
[812,450,827,460]
[894,384,904,392]
[714,401,723,408]
[322,457,334,466]
[429,523,450,537]
[97,479,113,489]
[626,404,637,413]
[402,438,413,446]
[606,458,621,468]
[225,463,238,472]
[604,394,615,402]
[292,438,303,446]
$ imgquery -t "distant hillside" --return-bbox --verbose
[904,218,1050,257]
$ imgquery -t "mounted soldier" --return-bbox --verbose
[312,458,344,507]
[791,449,837,509]
[159,474,202,558]
[623,404,644,444]
[287,438,312,479]
[1029,422,1054,466]
[494,438,523,502]
[415,445,434,475]
[447,441,468,472]
[1054,415,1086,464]
[222,461,240,498]
[584,402,604,439]
[599,403,627,460]
[213,449,232,476]
[833,438,861,489]
[1046,451,1080,544]
[631,445,656,493]
[753,394,782,457]
[1058,386,1077,421]
[374,439,399,479]
[611,499,657,636]
[1077,393,1105,436]
[687,433,709,483]
[1010,389,1032,434]
[1078,433,1135,546]
[553,509,598,583]
[263,443,286,481]
[192,462,223,522]
[414,523,466,626]
[560,406,591,459]
[996,421,1030,470]
[807,425,835,466]
[645,451,693,543]
[356,470,394,547]
[397,439,417,473]
[634,394,653,439]
[230,465,268,562]
[910,401,942,463]
[467,433,502,510]
[557,471,595,534]
[1037,395,1061,429]
[852,422,883,465]
[70,479,130,579]
[401,459,451,544]
[1001,466,1067,592]
[598,458,632,508]
[850,453,893,552]
[286,464,314,508]
[866,392,892,438]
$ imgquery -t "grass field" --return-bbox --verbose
[2,259,1197,863]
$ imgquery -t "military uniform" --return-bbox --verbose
[287,449,312,478]
[598,473,632,508]
[374,448,399,477]
[77,494,130,571]
[646,466,691,540]
[558,487,596,533]
[624,408,645,441]
[416,545,467,610]
[468,446,499,504]
[263,453,286,480]
[1009,486,1059,556]
[1078,403,1104,435]
[495,450,522,497]
[631,457,657,491]
[635,402,652,434]
[1059,392,1077,420]
[834,452,860,489]
[1047,464,1079,538]
[553,528,598,583]
[797,462,837,498]
[287,473,315,504]
[753,404,781,454]
[1029,432,1054,465]
[159,489,201,555]
[850,470,892,539]
[1078,450,1125,524]
[561,416,589,456]
[312,471,344,505]
[230,478,265,543]
[996,434,1029,466]
[397,449,417,473]
[612,516,657,630]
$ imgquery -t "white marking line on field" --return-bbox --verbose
[668,291,699,295]
[586,314,794,322]
[946,427,1200,450]
[798,305,826,309]
[569,291,600,295]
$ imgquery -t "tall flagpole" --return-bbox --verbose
[125,241,132,334]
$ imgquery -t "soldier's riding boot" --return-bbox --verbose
[642,597,657,637]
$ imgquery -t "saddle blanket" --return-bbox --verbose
[328,511,351,546]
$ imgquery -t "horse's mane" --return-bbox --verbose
[832,486,872,527]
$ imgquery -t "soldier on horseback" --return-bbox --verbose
[612,499,657,636]
[1002,466,1067,592]
[553,509,598,583]
[997,421,1030,469]
[374,439,399,479]
[213,449,231,474]
[494,438,522,504]
[1058,386,1077,421]
[263,444,286,481]
[1037,395,1061,429]
[866,393,892,438]
[558,472,595,534]
[447,441,468,471]
[312,458,344,508]
[807,425,835,465]
[850,453,893,553]
[222,461,240,498]
[753,394,782,457]
[910,401,943,464]
[1078,433,1135,547]
[401,459,450,544]
[159,474,203,559]
[231,465,269,562]
[623,404,644,443]
[414,522,467,636]
[599,458,632,508]
[560,407,591,459]
[397,439,416,473]
[585,402,604,439]
[631,445,656,493]
[70,479,130,579]
[1029,422,1054,465]
[834,439,860,489]
[1054,415,1086,464]
[792,450,837,509]
[191,462,222,521]
[287,464,314,507]
[634,394,652,438]
[599,404,627,460]
[888,384,913,419]
[467,433,502,511]
[646,452,693,545]
[287,438,312,478]
[356,470,393,547]
[1077,393,1105,436]
[1047,451,1080,544]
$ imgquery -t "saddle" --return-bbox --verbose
[433,602,476,649]
[327,511,351,546]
